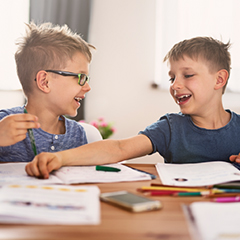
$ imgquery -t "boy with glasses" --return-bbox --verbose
[0,22,94,162]
[26,36,240,179]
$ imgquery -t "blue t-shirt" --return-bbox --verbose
[139,110,240,164]
[0,106,87,162]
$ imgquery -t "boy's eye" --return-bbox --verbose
[185,74,194,78]
[169,77,175,83]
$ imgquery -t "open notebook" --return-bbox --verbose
[0,162,151,185]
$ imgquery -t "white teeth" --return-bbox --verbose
[74,97,82,102]
[179,95,190,99]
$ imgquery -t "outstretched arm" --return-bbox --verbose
[25,134,153,179]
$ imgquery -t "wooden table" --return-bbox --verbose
[0,164,205,240]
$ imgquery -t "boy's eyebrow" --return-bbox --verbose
[168,67,193,75]
[77,69,88,74]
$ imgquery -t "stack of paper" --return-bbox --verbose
[184,202,240,240]
[0,184,100,225]
[0,162,151,185]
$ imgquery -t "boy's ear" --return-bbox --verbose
[214,69,228,90]
[35,70,51,93]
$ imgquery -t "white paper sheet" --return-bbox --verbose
[156,161,240,187]
[185,202,240,240]
[0,162,151,185]
[0,184,100,225]
[0,163,62,185]
[54,163,151,183]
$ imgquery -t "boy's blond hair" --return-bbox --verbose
[15,22,95,96]
[164,37,231,93]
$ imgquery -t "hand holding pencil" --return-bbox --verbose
[0,113,40,147]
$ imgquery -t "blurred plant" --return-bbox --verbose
[80,117,116,139]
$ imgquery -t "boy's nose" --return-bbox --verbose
[82,82,91,92]
[171,77,183,90]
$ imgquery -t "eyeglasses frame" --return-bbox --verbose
[35,70,90,86]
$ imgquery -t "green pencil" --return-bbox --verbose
[96,165,121,172]
[24,108,37,156]
[174,191,210,197]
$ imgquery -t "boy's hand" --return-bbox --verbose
[229,153,240,163]
[25,152,63,179]
[0,114,40,147]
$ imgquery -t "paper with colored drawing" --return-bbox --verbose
[0,184,100,225]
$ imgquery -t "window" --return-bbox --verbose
[154,0,240,92]
[0,0,29,90]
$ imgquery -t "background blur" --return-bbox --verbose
[1,0,240,164]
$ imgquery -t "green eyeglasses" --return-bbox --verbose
[45,70,90,86]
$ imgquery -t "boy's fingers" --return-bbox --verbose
[25,153,62,179]
[16,121,40,130]
[17,113,38,120]
[38,159,50,179]
[25,162,41,177]
[229,155,237,161]
[229,154,240,162]
[11,113,38,122]
[5,114,40,130]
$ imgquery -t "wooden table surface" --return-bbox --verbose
[0,164,206,240]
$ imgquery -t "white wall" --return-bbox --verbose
[0,0,29,90]
[1,0,240,164]
[0,0,28,110]
[0,90,25,109]
[87,0,177,163]
[87,0,240,164]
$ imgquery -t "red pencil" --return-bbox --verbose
[139,189,188,196]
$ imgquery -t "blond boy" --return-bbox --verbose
[0,22,94,162]
[25,37,240,179]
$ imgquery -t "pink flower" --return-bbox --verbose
[111,127,116,133]
[100,121,108,127]
[87,117,116,139]
[89,120,99,128]
[98,117,104,122]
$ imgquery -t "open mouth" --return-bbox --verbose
[176,94,192,104]
[74,97,82,103]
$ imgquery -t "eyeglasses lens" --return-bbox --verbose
[78,74,88,86]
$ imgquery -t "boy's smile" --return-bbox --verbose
[175,94,192,105]
[168,55,218,116]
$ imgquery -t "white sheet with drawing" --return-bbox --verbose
[156,161,240,187]
[0,184,100,225]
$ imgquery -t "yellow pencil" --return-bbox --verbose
[140,186,222,193]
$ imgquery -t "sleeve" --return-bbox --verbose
[0,109,10,120]
[138,115,171,156]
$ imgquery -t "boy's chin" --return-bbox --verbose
[65,111,78,118]
[179,109,190,115]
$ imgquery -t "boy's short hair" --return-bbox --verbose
[15,22,95,97]
[164,37,231,93]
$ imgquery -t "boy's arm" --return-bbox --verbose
[0,114,40,147]
[25,134,153,179]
